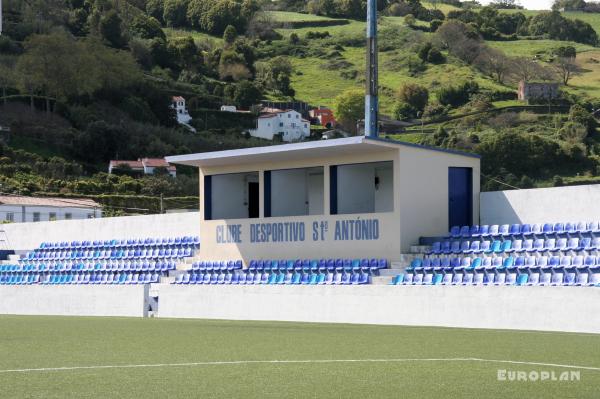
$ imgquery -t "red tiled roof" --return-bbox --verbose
[172,96,185,102]
[0,195,101,208]
[141,158,176,171]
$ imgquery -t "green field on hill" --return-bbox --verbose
[0,315,599,398]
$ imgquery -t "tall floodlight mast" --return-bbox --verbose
[365,0,378,137]
[0,0,3,35]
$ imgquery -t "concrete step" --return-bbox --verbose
[410,245,431,254]
[371,276,394,285]
[7,254,21,262]
[378,268,404,277]
[161,275,176,284]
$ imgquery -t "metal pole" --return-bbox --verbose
[365,0,378,138]
[0,0,3,36]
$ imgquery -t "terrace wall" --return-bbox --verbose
[0,285,149,317]
[480,185,600,225]
[0,212,200,251]
[156,285,600,334]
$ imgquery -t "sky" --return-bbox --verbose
[478,0,554,9]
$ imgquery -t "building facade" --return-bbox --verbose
[518,81,560,102]
[167,136,480,262]
[0,196,102,223]
[309,107,336,128]
[171,96,192,125]
[248,109,310,142]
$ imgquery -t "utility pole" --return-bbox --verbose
[1,0,3,36]
[365,0,378,138]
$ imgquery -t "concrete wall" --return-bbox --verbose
[271,169,309,217]
[211,173,255,220]
[0,204,101,223]
[398,145,480,249]
[156,285,600,334]
[0,212,200,251]
[308,171,324,215]
[481,185,600,225]
[0,285,149,317]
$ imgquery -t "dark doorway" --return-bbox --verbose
[448,167,473,229]
[248,182,259,218]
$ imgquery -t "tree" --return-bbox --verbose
[187,0,212,28]
[512,57,550,83]
[553,46,578,85]
[404,14,416,27]
[394,102,417,121]
[568,104,596,135]
[475,47,512,84]
[163,0,189,27]
[200,0,249,35]
[233,80,262,108]
[397,83,429,112]
[219,50,251,81]
[335,89,364,134]
[0,62,14,105]
[130,15,166,40]
[223,25,238,45]
[16,31,97,111]
[435,20,483,65]
[99,10,126,48]
[146,0,166,22]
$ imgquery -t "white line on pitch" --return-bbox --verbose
[1,358,600,374]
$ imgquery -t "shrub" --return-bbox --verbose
[397,83,429,112]
[437,81,479,107]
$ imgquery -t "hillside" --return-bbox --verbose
[0,0,600,208]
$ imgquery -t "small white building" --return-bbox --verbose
[220,105,238,112]
[248,109,310,142]
[0,196,102,223]
[171,96,192,125]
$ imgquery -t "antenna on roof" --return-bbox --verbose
[365,0,378,138]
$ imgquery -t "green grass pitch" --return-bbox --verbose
[0,315,599,398]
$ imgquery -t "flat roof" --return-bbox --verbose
[166,136,480,167]
[0,195,101,208]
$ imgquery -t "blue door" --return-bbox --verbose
[448,167,473,229]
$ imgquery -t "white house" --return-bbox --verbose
[247,109,310,142]
[171,96,192,125]
[0,196,103,223]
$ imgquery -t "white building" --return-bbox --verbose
[171,96,192,125]
[0,196,102,223]
[248,109,310,142]
[220,105,237,112]
[167,135,480,261]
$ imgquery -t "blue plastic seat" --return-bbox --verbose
[479,225,490,237]
[516,274,528,286]
[464,241,479,254]
[544,238,556,252]
[489,240,502,253]
[488,225,499,237]
[506,239,521,253]
[475,241,490,254]
[554,238,567,252]
[429,242,442,255]
[542,223,554,236]
[449,226,461,238]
